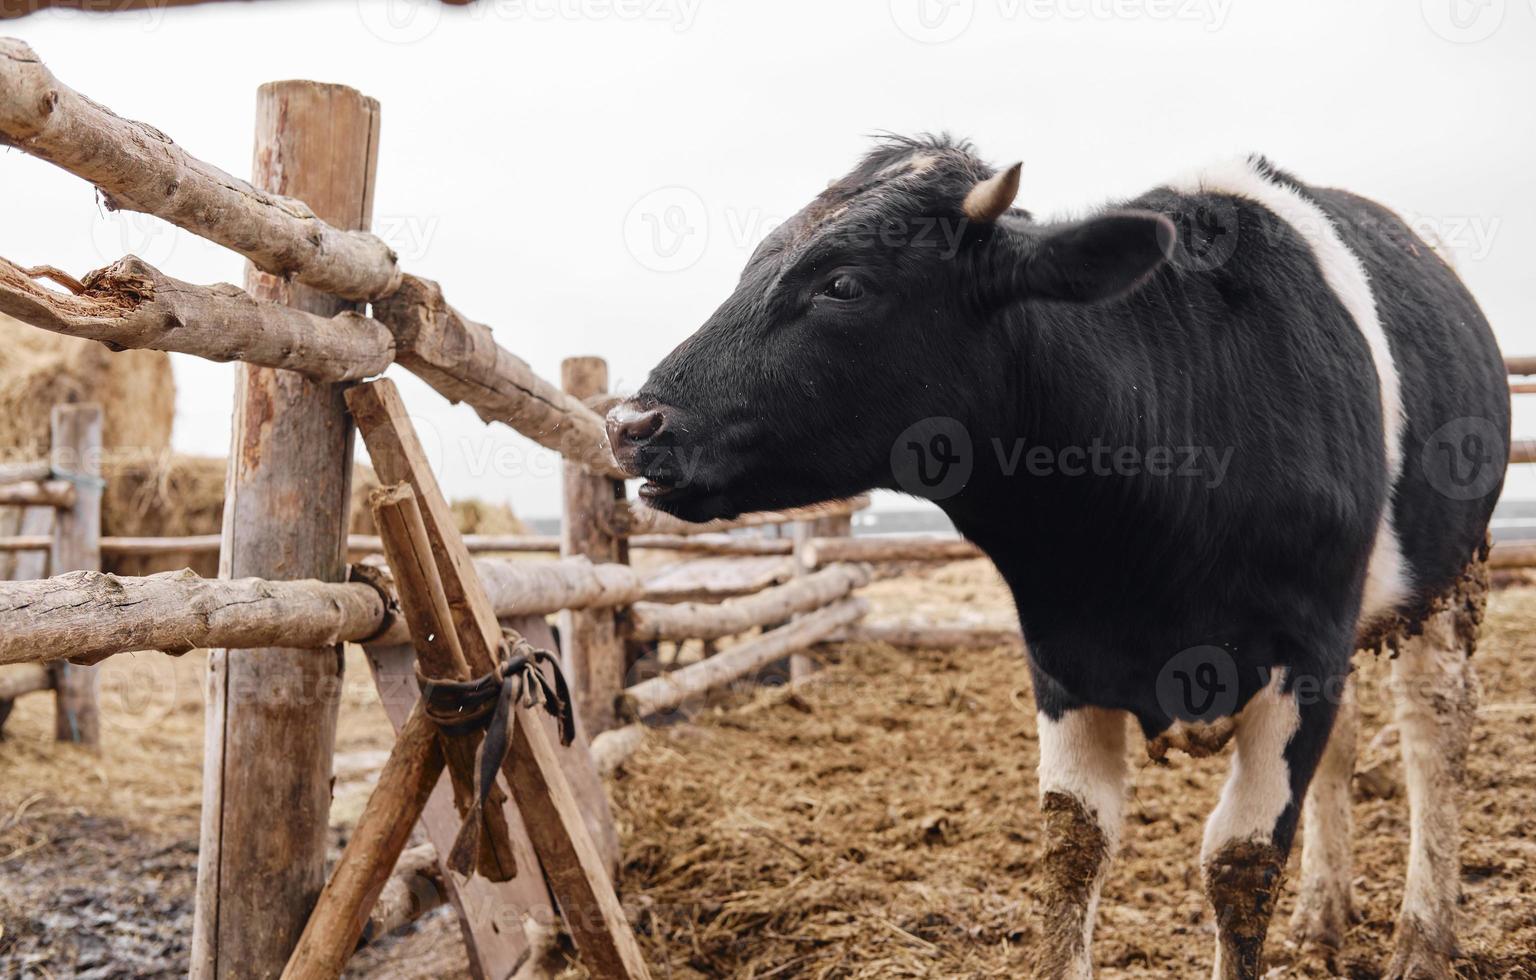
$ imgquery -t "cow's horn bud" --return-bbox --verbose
[962,162,1022,223]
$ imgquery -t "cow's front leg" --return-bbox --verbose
[1203,665,1340,980]
[1290,675,1359,957]
[1385,607,1477,980]
[1033,700,1129,979]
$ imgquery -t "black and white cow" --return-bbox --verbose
[607,136,1509,979]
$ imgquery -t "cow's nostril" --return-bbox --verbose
[606,405,668,470]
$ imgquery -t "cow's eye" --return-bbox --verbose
[819,273,865,301]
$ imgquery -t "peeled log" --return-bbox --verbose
[619,597,867,721]
[627,496,870,536]
[0,40,400,302]
[801,535,982,566]
[0,255,394,382]
[0,479,73,508]
[628,534,792,556]
[0,569,387,666]
[371,275,623,478]
[626,563,872,642]
[830,621,1023,650]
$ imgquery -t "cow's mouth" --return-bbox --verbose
[638,479,675,501]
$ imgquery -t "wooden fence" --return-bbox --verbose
[1,33,1530,980]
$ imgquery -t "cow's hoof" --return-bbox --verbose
[1288,881,1355,955]
[1383,915,1456,980]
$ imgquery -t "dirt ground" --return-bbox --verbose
[1,561,1533,978]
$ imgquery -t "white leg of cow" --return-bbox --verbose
[1385,608,1477,980]
[1290,675,1358,956]
[1202,666,1339,980]
[1034,706,1129,980]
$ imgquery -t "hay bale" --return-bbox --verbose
[450,497,526,535]
[0,311,174,459]
[102,455,381,577]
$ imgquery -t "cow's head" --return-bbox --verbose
[608,136,1175,521]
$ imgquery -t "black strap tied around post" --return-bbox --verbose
[421,635,577,876]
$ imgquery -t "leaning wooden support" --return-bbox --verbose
[800,535,982,566]
[279,706,446,980]
[618,597,868,721]
[371,276,624,478]
[347,378,647,979]
[0,40,400,302]
[625,563,873,642]
[0,255,394,381]
[370,484,518,882]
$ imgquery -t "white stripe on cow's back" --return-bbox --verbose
[1167,156,1410,622]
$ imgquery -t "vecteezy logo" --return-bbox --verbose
[1421,0,1505,42]
[90,210,177,268]
[1421,416,1505,501]
[1165,199,1240,273]
[890,417,973,500]
[358,0,443,44]
[1156,645,1240,723]
[888,0,975,43]
[622,186,709,273]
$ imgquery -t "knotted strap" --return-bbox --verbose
[421,636,577,876]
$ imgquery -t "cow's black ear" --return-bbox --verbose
[1021,211,1176,303]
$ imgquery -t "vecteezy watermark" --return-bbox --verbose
[1420,0,1505,43]
[622,186,710,273]
[891,417,975,500]
[890,0,1233,42]
[375,214,441,264]
[37,0,173,31]
[891,419,1237,499]
[1421,416,1505,501]
[1156,645,1240,723]
[360,0,702,43]
[1164,198,1241,273]
[90,209,178,268]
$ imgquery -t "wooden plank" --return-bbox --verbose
[48,403,101,745]
[278,705,446,980]
[347,378,646,979]
[192,80,381,980]
[642,555,797,603]
[559,357,627,734]
[364,644,554,980]
[370,484,518,881]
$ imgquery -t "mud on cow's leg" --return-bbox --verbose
[1202,665,1342,980]
[1032,696,1130,980]
[1290,675,1359,957]
[1386,606,1478,980]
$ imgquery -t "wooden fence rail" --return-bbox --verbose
[0,255,395,382]
[626,563,872,642]
[0,39,401,302]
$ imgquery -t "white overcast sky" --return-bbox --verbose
[2,0,1533,517]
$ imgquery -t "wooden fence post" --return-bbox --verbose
[192,82,381,980]
[49,403,101,744]
[559,357,627,734]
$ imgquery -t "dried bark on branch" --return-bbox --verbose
[0,255,393,381]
